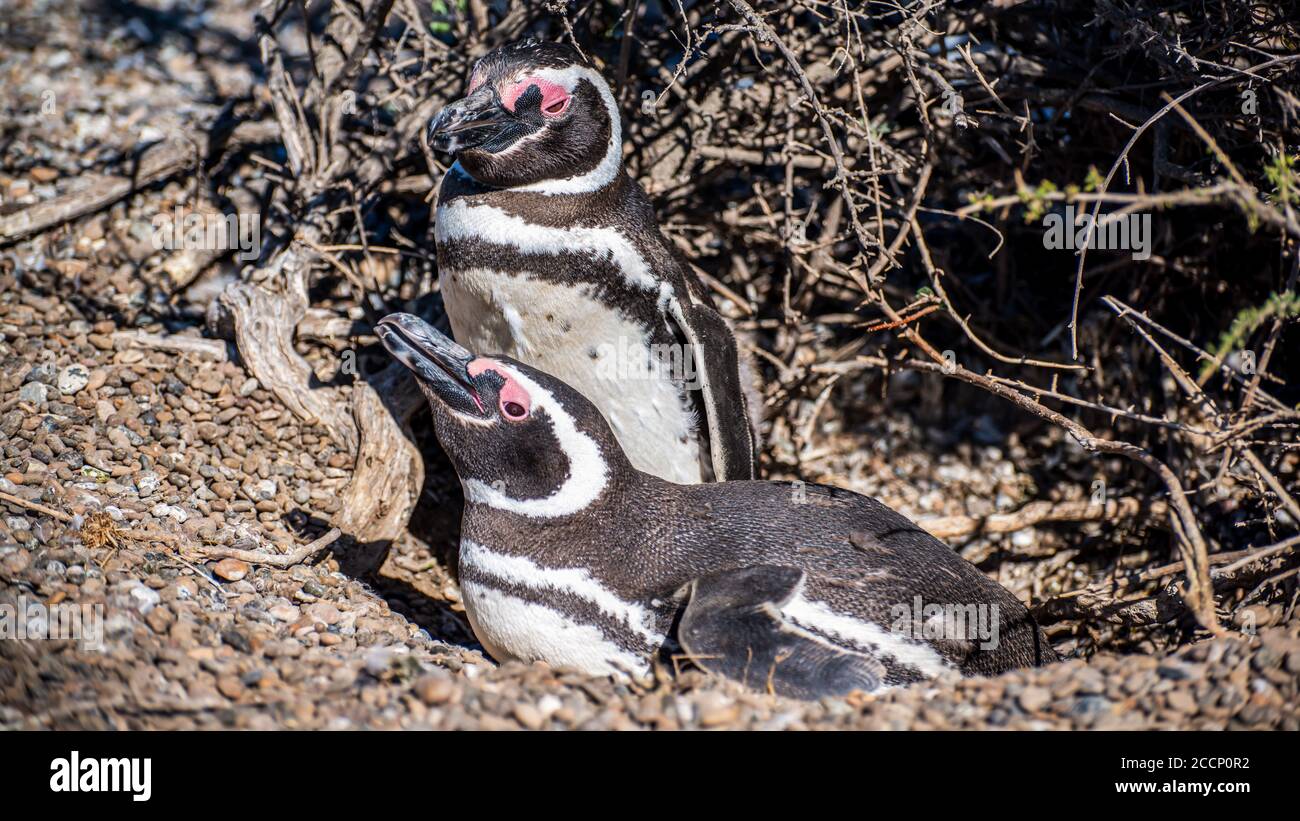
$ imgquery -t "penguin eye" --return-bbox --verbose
[542,94,569,116]
[501,400,528,420]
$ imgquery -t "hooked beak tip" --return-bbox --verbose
[425,110,450,145]
[426,89,506,154]
[376,314,482,415]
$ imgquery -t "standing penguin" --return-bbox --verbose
[377,314,1057,699]
[427,39,758,484]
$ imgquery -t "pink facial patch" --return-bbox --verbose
[469,359,532,418]
[467,71,485,93]
[499,76,570,115]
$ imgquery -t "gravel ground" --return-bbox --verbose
[1,273,1297,731]
[2,0,1298,730]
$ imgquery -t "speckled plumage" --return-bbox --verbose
[377,314,1058,699]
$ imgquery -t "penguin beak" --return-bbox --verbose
[375,314,484,416]
[427,85,510,153]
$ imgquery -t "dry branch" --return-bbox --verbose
[111,331,229,363]
[921,498,1169,541]
[196,527,343,568]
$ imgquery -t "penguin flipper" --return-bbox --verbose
[669,299,758,481]
[678,565,886,699]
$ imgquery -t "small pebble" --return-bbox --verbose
[57,364,91,394]
[514,703,544,730]
[415,673,455,705]
[212,558,250,581]
[1017,686,1051,713]
[18,382,49,405]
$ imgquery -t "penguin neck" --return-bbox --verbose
[440,160,635,217]
[457,420,641,522]
[460,461,670,555]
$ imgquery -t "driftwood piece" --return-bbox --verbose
[196,527,343,568]
[214,1,434,573]
[921,497,1169,541]
[155,191,262,292]
[1035,584,1183,628]
[332,365,426,565]
[221,279,359,453]
[111,331,229,362]
[297,309,372,341]
[0,137,193,242]
[159,247,231,293]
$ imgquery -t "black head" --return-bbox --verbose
[376,313,632,517]
[426,39,621,192]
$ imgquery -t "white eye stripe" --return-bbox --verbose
[510,66,622,196]
[462,362,609,518]
[503,66,584,93]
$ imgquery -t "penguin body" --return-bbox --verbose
[377,314,1058,699]
[429,39,758,484]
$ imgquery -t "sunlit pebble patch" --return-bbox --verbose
[0,295,349,546]
[1,267,1298,730]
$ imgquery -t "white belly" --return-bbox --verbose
[441,266,704,484]
[458,538,660,678]
[461,580,650,678]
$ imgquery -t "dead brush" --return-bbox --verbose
[79,511,122,552]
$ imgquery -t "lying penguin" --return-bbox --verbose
[376,313,1057,698]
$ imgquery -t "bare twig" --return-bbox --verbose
[196,527,343,568]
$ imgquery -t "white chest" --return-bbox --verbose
[461,582,651,679]
[439,262,704,484]
[458,540,661,679]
